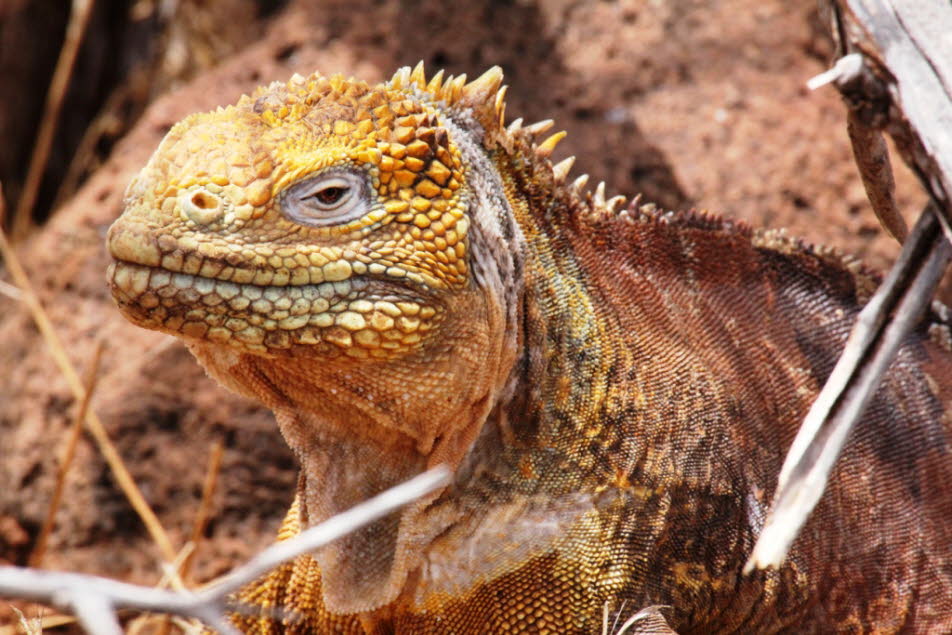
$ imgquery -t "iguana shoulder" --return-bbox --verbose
[107,63,952,633]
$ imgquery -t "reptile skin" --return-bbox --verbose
[107,64,952,633]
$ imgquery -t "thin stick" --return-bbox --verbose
[181,440,224,584]
[0,467,451,635]
[0,186,177,564]
[29,340,105,568]
[847,110,907,243]
[747,206,951,571]
[11,0,96,239]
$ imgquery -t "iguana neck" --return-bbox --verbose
[486,137,616,455]
[188,269,516,610]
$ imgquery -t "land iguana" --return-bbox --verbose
[106,64,952,633]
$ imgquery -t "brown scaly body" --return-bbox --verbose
[107,64,952,633]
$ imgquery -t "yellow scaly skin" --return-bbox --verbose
[108,63,952,633]
[109,70,469,357]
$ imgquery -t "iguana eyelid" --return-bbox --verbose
[281,170,368,227]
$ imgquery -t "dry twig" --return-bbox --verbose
[29,340,105,568]
[0,468,450,635]
[11,0,96,239]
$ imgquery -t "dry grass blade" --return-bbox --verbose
[29,339,104,568]
[181,440,224,584]
[10,607,38,635]
[0,184,178,565]
[157,545,193,592]
[610,606,675,634]
[0,278,22,300]
[11,0,97,240]
[0,611,76,635]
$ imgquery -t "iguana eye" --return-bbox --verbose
[281,171,368,227]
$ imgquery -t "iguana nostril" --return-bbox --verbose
[180,188,224,225]
[191,191,218,210]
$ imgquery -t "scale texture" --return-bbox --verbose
[107,64,952,633]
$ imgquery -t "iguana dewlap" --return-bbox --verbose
[107,64,952,633]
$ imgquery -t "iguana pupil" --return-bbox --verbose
[312,186,346,205]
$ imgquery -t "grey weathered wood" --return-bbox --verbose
[748,0,952,571]
[842,0,952,209]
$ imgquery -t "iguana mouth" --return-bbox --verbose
[108,260,439,357]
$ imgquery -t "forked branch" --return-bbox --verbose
[0,467,450,634]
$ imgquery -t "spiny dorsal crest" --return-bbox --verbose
[387,63,625,214]
[234,62,631,217]
[391,63,574,171]
[388,62,508,143]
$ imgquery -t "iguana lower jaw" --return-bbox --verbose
[106,218,448,362]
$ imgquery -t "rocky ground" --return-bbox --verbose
[0,0,929,630]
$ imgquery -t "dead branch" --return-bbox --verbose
[748,0,952,571]
[11,0,96,239]
[0,467,450,635]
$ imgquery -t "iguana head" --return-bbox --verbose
[109,65,504,359]
[107,63,570,612]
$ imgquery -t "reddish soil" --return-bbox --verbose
[0,0,930,629]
